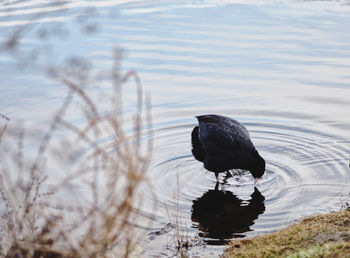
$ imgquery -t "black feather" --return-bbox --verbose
[191,126,205,162]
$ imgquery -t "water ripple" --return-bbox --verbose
[145,114,349,245]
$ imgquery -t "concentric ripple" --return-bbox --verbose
[142,112,350,251]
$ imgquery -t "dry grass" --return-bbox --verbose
[0,49,152,257]
[165,176,202,257]
[166,179,190,257]
[224,208,350,258]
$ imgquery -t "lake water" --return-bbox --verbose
[1,0,350,256]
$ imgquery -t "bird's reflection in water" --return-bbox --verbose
[191,183,265,244]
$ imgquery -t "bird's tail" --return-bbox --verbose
[191,126,205,162]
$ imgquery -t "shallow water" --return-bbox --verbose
[1,0,350,256]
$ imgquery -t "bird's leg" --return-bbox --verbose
[223,171,230,185]
[215,182,219,191]
[225,170,233,178]
[215,172,219,183]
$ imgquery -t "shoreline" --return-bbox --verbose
[224,207,350,257]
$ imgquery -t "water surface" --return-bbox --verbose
[1,0,350,256]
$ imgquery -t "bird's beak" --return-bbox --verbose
[254,170,266,185]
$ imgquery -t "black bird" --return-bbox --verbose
[191,114,265,183]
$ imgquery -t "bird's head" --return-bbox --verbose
[250,151,265,184]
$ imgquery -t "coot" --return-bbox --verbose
[191,114,265,183]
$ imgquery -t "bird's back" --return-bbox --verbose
[196,115,252,151]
